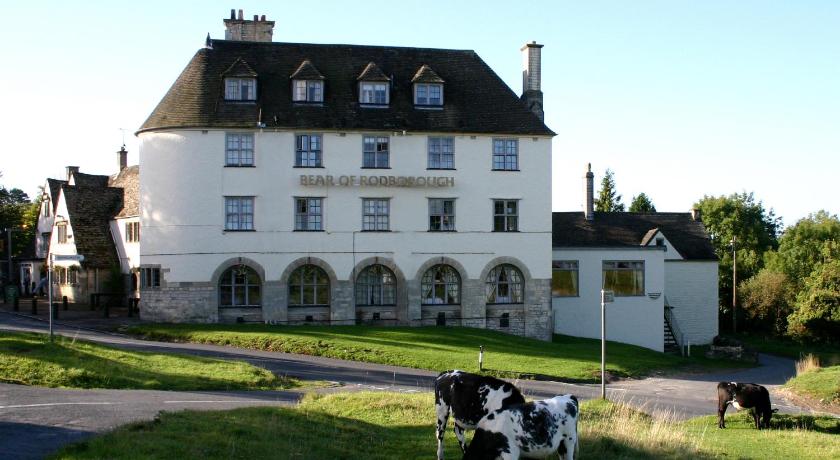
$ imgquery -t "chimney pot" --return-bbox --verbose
[584,163,595,220]
[66,166,80,182]
[238,9,243,20]
[261,14,266,21]
[253,14,258,21]
[223,9,274,42]
[230,9,235,20]
[520,41,545,122]
[117,145,128,171]
[691,208,702,221]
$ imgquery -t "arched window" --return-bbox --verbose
[219,265,261,307]
[485,264,523,304]
[356,264,396,306]
[421,264,460,305]
[288,265,330,307]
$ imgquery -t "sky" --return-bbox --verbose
[0,0,838,227]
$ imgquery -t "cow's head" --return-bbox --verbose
[720,382,738,400]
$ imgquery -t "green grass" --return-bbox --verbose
[0,331,297,390]
[785,365,840,406]
[53,392,840,459]
[724,333,840,364]
[128,324,743,382]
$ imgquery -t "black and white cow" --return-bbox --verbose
[435,370,526,460]
[717,381,777,429]
[463,394,580,460]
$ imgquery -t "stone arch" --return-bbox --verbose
[280,256,338,287]
[213,256,265,323]
[478,256,533,284]
[211,256,266,284]
[349,256,407,286]
[349,256,408,324]
[414,256,469,282]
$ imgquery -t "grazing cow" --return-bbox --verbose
[717,382,777,429]
[463,394,580,460]
[435,370,526,460]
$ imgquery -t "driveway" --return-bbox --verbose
[0,311,827,459]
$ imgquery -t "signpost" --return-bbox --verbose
[48,254,84,341]
[600,289,614,399]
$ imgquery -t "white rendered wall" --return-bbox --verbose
[139,129,551,285]
[111,217,140,272]
[551,248,666,352]
[664,261,719,345]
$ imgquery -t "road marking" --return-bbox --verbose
[0,402,121,409]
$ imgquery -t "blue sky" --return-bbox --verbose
[1,1,838,226]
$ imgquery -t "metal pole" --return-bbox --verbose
[6,228,12,288]
[478,345,484,372]
[732,236,737,334]
[601,290,606,400]
[48,254,53,341]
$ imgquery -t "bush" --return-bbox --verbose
[788,259,840,343]
[739,269,795,335]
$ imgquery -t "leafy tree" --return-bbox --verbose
[693,192,781,325]
[787,256,840,343]
[738,269,795,336]
[594,169,624,212]
[766,211,840,286]
[629,193,656,213]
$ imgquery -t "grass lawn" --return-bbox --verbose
[724,333,840,365]
[53,392,840,459]
[785,365,840,406]
[0,331,297,390]
[129,324,743,382]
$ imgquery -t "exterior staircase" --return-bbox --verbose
[664,301,683,354]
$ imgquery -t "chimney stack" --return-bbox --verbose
[520,41,544,122]
[584,163,595,220]
[66,166,79,181]
[691,208,702,221]
[117,145,128,171]
[223,9,275,42]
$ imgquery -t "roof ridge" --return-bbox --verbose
[209,39,476,54]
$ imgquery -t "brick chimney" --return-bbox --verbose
[66,166,79,181]
[584,163,594,221]
[521,41,544,122]
[223,9,274,42]
[691,208,702,221]
[117,145,128,171]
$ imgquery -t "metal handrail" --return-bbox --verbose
[664,298,685,353]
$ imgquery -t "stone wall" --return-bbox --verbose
[140,282,217,323]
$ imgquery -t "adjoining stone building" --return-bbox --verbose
[137,11,555,340]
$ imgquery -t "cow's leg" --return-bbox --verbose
[752,409,761,430]
[435,402,450,460]
[454,422,467,453]
[558,435,576,460]
[718,403,727,429]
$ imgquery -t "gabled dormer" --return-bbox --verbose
[411,65,445,107]
[222,58,258,101]
[357,62,390,106]
[290,59,325,103]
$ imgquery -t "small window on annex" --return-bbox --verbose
[421,264,460,305]
[485,264,523,304]
[355,264,396,306]
[224,78,257,101]
[552,261,579,297]
[140,267,161,288]
[125,221,140,243]
[602,261,644,296]
[56,224,67,243]
[288,265,330,307]
[219,265,262,307]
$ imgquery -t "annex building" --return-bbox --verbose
[137,11,555,340]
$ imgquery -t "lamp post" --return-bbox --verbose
[730,236,737,334]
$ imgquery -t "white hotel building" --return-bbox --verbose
[137,11,555,340]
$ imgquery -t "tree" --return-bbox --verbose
[738,269,795,336]
[787,256,840,343]
[629,193,656,212]
[766,211,840,286]
[594,169,624,212]
[0,176,38,283]
[693,192,781,323]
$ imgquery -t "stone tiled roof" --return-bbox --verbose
[46,179,66,211]
[109,165,139,218]
[411,64,445,83]
[71,172,110,188]
[222,57,258,77]
[290,59,324,80]
[62,186,124,268]
[552,212,718,261]
[357,61,390,81]
[138,40,554,136]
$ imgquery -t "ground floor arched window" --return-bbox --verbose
[288,264,330,307]
[485,264,523,304]
[219,265,261,307]
[355,264,396,306]
[421,264,460,305]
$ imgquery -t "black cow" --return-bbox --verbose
[463,394,580,460]
[435,370,526,460]
[717,382,777,429]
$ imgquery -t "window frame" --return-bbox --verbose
[224,196,255,231]
[421,264,461,306]
[56,224,67,244]
[224,77,257,101]
[294,197,324,231]
[225,133,255,167]
[485,264,524,305]
[359,82,389,105]
[602,260,645,297]
[414,83,444,106]
[125,221,140,243]
[292,79,324,103]
[295,134,323,168]
[492,138,519,171]
[428,198,456,232]
[355,264,397,306]
[551,260,579,297]
[362,198,390,232]
[140,267,161,289]
[362,135,390,169]
[288,264,330,307]
[427,137,454,170]
[219,265,262,308]
[493,199,519,232]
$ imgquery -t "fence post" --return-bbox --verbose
[52,302,59,319]
[31,296,37,314]
[90,293,96,310]
[62,295,68,311]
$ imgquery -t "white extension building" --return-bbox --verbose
[136,11,555,340]
[551,166,719,351]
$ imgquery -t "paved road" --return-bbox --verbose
[0,311,829,459]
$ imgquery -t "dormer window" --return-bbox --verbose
[290,60,325,103]
[293,80,323,102]
[412,64,445,107]
[415,83,443,106]
[357,62,390,106]
[225,78,257,101]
